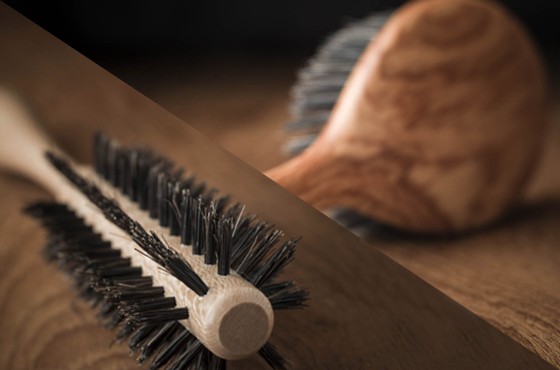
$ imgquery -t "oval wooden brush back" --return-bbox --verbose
[267,0,548,233]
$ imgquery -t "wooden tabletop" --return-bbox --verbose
[0,3,558,370]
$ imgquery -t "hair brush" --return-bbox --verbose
[266,0,548,234]
[0,88,308,370]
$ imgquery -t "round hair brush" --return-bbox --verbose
[266,0,548,233]
[0,88,308,370]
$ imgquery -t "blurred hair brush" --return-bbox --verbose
[266,0,548,234]
[0,88,308,370]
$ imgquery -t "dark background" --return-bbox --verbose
[3,0,560,64]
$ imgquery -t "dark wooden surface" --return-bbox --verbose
[0,3,557,369]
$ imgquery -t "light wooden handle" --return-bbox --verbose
[0,88,64,194]
[0,88,274,360]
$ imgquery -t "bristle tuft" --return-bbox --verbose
[259,342,288,370]
[24,201,203,369]
[285,13,390,155]
[46,152,210,296]
[262,281,309,310]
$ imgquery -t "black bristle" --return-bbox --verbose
[149,328,193,370]
[259,342,288,370]
[152,232,208,296]
[230,215,259,267]
[249,239,298,288]
[235,225,283,278]
[204,203,217,265]
[209,354,227,370]
[138,321,179,364]
[192,196,206,255]
[137,152,152,209]
[82,255,130,270]
[158,172,170,227]
[126,150,138,200]
[215,195,230,215]
[94,132,109,179]
[182,174,195,190]
[119,297,176,317]
[190,181,207,198]
[107,140,119,186]
[172,167,185,182]
[96,265,143,278]
[117,150,128,194]
[132,307,189,325]
[262,281,309,310]
[168,182,181,236]
[95,133,109,179]
[111,276,154,288]
[180,189,193,245]
[217,216,232,276]
[196,348,211,369]
[115,320,135,342]
[104,306,124,329]
[129,324,158,351]
[167,338,204,370]
[105,286,165,301]
[148,164,161,219]
[98,299,117,317]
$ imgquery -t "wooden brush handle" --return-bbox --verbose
[0,88,273,360]
[0,88,66,194]
[267,0,547,233]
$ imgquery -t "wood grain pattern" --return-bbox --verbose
[267,0,547,233]
[0,3,557,370]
